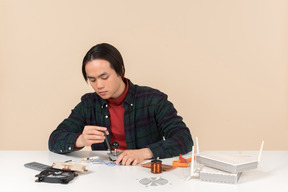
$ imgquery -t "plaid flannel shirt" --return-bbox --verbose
[48,79,193,159]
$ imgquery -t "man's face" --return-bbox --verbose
[85,59,125,99]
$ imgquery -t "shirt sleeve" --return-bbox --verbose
[147,93,193,159]
[48,102,85,154]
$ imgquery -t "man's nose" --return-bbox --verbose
[96,80,104,89]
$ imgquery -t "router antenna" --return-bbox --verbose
[257,141,264,163]
[186,146,196,181]
[196,136,199,155]
[190,146,195,176]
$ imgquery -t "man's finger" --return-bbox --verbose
[132,159,138,166]
[86,129,104,135]
[115,153,124,164]
[121,155,129,165]
[87,126,107,131]
[86,134,105,140]
[125,157,134,166]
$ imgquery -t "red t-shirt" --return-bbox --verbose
[107,79,129,150]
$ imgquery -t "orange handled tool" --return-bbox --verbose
[172,154,192,167]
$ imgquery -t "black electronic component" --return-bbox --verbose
[35,168,77,184]
[25,161,78,184]
[24,162,51,172]
[108,141,120,161]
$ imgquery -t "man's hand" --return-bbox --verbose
[75,126,109,148]
[115,148,153,166]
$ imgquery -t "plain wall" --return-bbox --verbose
[0,0,287,150]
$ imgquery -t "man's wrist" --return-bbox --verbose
[75,134,84,148]
[142,148,153,159]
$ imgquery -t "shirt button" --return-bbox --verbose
[131,104,133,107]
[69,147,71,150]
[105,115,109,118]
[60,149,62,152]
[105,104,108,107]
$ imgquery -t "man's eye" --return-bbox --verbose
[90,79,96,82]
[102,76,109,80]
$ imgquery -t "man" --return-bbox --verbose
[49,43,193,166]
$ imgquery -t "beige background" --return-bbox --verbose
[0,0,287,151]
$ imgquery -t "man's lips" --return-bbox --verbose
[99,91,107,95]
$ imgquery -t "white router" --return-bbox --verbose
[186,137,264,184]
[196,140,264,174]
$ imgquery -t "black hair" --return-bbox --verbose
[82,43,125,81]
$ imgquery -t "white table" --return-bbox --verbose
[0,151,287,192]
